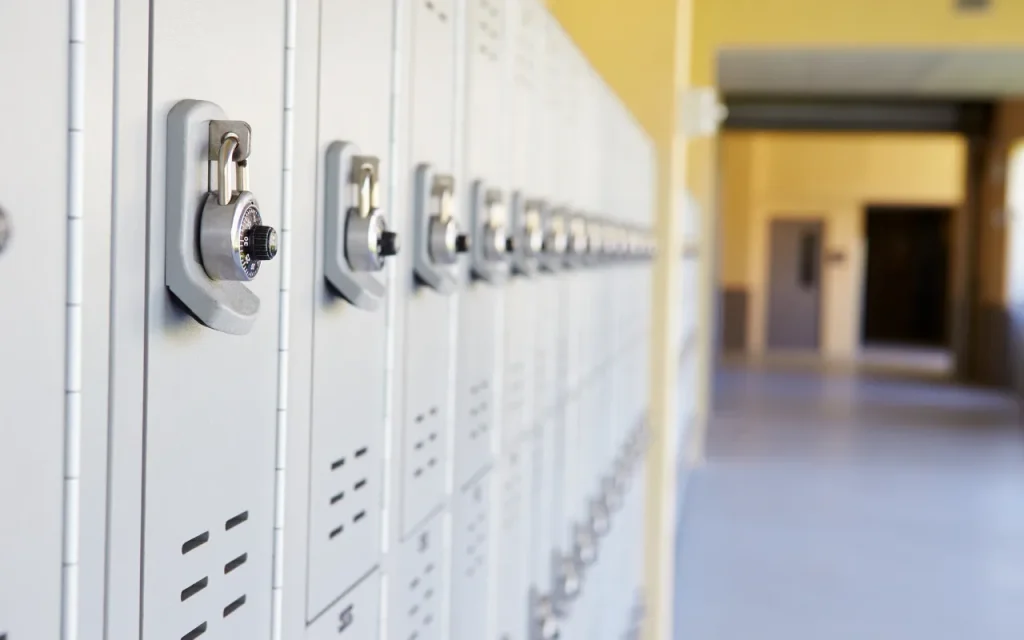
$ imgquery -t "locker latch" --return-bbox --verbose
[509,193,545,276]
[325,143,396,310]
[165,101,278,335]
[589,496,611,538]
[0,206,10,256]
[413,165,466,293]
[553,551,582,612]
[566,215,589,266]
[470,182,511,283]
[573,522,598,567]
[539,209,568,273]
[530,593,562,640]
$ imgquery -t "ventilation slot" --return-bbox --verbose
[330,525,344,539]
[181,577,209,602]
[330,491,345,505]
[354,479,367,490]
[353,510,367,523]
[224,553,247,574]
[223,595,247,618]
[182,531,209,555]
[225,511,248,531]
[331,457,345,470]
[181,622,207,640]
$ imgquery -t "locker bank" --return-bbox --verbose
[0,1,662,639]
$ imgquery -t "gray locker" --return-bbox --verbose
[495,438,532,640]
[399,0,459,539]
[453,0,509,491]
[391,515,447,640]
[0,3,68,638]
[302,0,397,621]
[141,1,285,638]
[449,475,493,640]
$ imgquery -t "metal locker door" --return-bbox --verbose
[400,0,459,540]
[392,516,447,640]
[142,2,285,638]
[453,0,509,492]
[0,3,68,638]
[450,476,492,640]
[302,0,398,622]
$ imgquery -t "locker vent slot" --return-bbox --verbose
[223,595,246,618]
[406,533,441,637]
[225,511,249,531]
[476,0,501,62]
[463,482,489,577]
[181,576,209,602]
[424,0,448,22]
[467,380,491,441]
[410,406,443,485]
[322,444,375,542]
[181,622,207,640]
[181,531,210,555]
[224,552,248,574]
[514,1,539,88]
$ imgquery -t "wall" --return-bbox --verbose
[720,132,967,359]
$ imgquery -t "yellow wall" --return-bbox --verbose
[721,132,967,358]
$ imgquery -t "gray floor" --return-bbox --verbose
[674,364,1024,639]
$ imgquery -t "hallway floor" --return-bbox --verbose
[674,364,1024,639]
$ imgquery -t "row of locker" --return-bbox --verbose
[0,0,658,638]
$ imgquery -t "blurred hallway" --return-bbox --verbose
[674,364,1024,639]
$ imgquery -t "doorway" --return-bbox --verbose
[766,219,823,350]
[861,206,951,348]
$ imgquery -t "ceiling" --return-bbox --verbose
[718,49,1024,98]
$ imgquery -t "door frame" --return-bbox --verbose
[764,216,826,353]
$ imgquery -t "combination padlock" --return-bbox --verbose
[554,551,582,610]
[566,215,589,263]
[345,157,399,272]
[574,522,598,567]
[199,128,278,281]
[481,192,508,262]
[540,210,573,270]
[520,201,545,257]
[427,178,469,265]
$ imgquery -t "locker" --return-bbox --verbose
[453,0,509,492]
[300,0,398,621]
[391,515,447,640]
[141,1,285,638]
[0,3,69,638]
[398,0,461,539]
[494,438,533,640]
[449,475,492,640]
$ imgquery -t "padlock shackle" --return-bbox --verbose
[218,134,240,206]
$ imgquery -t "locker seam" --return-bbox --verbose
[135,1,158,637]
[61,0,86,638]
[271,0,298,638]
